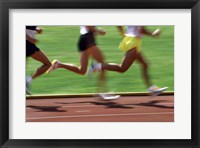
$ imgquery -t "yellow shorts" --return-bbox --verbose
[119,36,142,52]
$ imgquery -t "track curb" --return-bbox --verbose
[26,91,174,99]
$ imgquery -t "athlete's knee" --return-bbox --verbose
[79,68,87,75]
[45,61,52,68]
[119,67,127,73]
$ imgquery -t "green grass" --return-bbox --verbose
[26,26,174,95]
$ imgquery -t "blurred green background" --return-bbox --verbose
[26,26,174,95]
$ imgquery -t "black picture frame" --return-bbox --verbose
[0,0,199,148]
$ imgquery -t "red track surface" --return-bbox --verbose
[26,95,174,122]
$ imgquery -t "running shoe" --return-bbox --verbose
[26,81,32,95]
[46,59,59,74]
[87,62,102,79]
[148,85,168,96]
[87,62,96,79]
[98,93,120,100]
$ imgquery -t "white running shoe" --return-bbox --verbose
[98,93,120,100]
[46,59,59,74]
[87,62,102,79]
[26,81,31,95]
[87,62,96,79]
[148,85,168,96]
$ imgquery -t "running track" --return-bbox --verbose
[26,94,174,122]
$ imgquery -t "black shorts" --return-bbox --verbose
[26,40,40,57]
[78,32,96,52]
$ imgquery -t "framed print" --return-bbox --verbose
[0,0,200,148]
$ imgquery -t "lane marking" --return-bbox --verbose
[27,112,174,120]
[76,110,90,113]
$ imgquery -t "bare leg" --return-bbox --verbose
[103,48,138,73]
[136,52,152,88]
[87,46,106,92]
[57,51,89,75]
[31,50,51,79]
[87,46,105,79]
[54,46,104,76]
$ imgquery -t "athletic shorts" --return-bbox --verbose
[119,36,142,52]
[26,40,40,57]
[78,32,96,52]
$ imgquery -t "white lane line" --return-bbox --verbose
[76,110,90,113]
[27,112,174,120]
[26,103,174,110]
